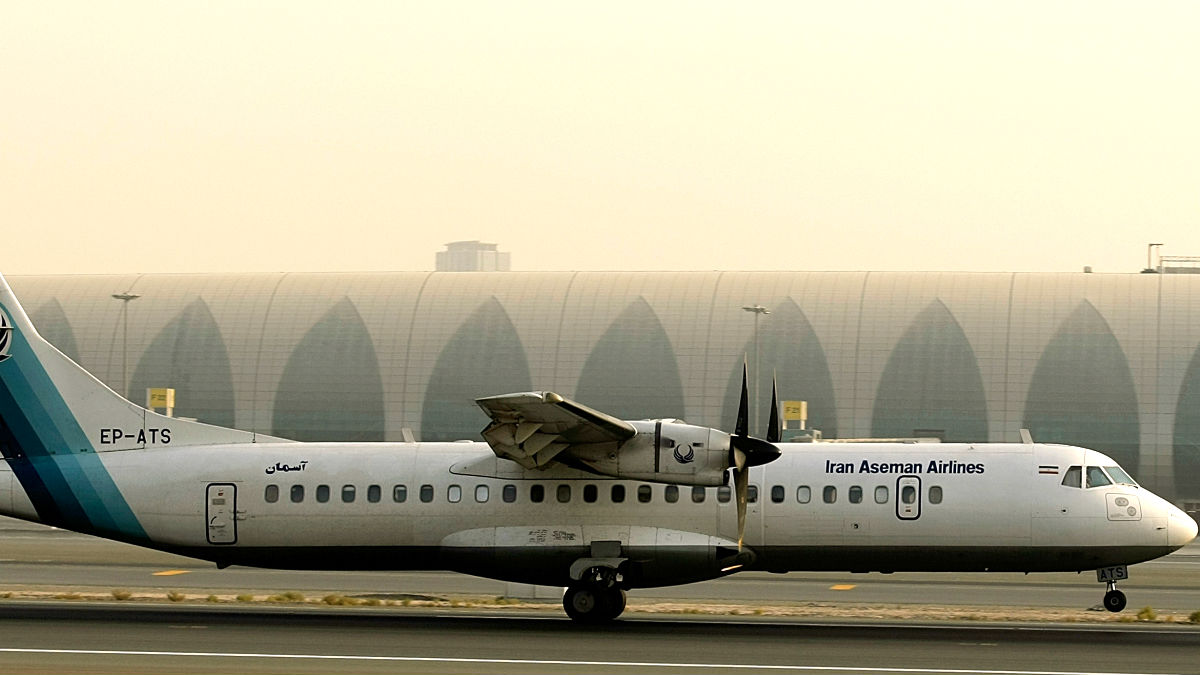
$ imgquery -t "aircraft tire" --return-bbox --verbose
[563,586,613,623]
[602,589,627,620]
[1103,589,1127,613]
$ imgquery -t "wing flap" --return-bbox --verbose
[476,391,636,468]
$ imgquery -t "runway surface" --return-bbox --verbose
[1,603,1198,675]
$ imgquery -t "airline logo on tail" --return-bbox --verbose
[0,309,12,363]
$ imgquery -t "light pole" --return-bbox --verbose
[741,305,770,435]
[112,291,141,399]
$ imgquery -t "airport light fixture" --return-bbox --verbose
[112,291,141,399]
[742,305,770,435]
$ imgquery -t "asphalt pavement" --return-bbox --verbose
[1,603,1198,675]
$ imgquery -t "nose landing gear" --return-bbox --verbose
[1103,582,1127,613]
[1096,565,1129,613]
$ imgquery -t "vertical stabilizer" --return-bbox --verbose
[0,273,290,535]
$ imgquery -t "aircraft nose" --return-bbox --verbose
[1168,507,1198,548]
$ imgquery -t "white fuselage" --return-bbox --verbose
[1,440,1192,588]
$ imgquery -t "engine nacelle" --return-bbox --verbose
[562,420,731,486]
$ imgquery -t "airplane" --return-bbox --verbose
[0,272,1195,623]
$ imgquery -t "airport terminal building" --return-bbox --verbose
[11,271,1200,506]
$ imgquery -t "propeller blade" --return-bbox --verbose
[726,358,781,552]
[735,359,749,438]
[734,466,748,551]
[766,373,781,444]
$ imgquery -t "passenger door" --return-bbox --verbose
[206,483,237,545]
[896,475,921,520]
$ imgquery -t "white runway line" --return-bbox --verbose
[0,648,1182,675]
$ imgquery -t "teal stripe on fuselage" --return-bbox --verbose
[0,385,91,525]
[0,320,145,539]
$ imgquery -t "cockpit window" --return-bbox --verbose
[1104,466,1138,486]
[1061,466,1082,488]
[1086,466,1112,488]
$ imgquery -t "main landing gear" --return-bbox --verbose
[563,584,627,623]
[563,563,627,623]
[564,541,629,623]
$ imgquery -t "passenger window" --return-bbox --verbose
[530,484,545,503]
[901,485,917,504]
[638,485,653,503]
[692,486,706,503]
[717,486,731,503]
[665,485,679,503]
[849,486,863,504]
[874,486,888,504]
[342,485,356,503]
[929,486,943,504]
[1086,466,1112,488]
[393,485,407,503]
[797,486,811,504]
[447,485,461,503]
[557,484,571,503]
[419,484,433,503]
[771,485,785,503]
[264,485,279,503]
[823,486,836,503]
[583,484,598,503]
[475,485,488,503]
[747,485,758,503]
[290,485,304,503]
[502,484,517,503]
[315,484,330,503]
[1062,466,1082,488]
[367,485,381,503]
[611,484,626,503]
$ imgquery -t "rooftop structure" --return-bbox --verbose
[435,241,511,272]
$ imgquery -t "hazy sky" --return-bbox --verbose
[3,2,1198,275]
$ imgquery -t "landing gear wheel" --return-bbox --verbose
[563,586,626,623]
[564,586,611,623]
[602,589,627,620]
[1103,589,1127,613]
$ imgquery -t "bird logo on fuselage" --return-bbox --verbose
[0,310,12,363]
[674,443,695,464]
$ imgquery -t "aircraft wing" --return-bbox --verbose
[475,391,636,469]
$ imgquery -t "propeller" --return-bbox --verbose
[767,370,781,444]
[729,361,782,551]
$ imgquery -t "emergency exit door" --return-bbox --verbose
[896,475,921,520]
[206,483,237,544]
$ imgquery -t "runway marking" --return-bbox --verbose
[830,584,856,590]
[151,570,190,576]
[0,648,1176,675]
